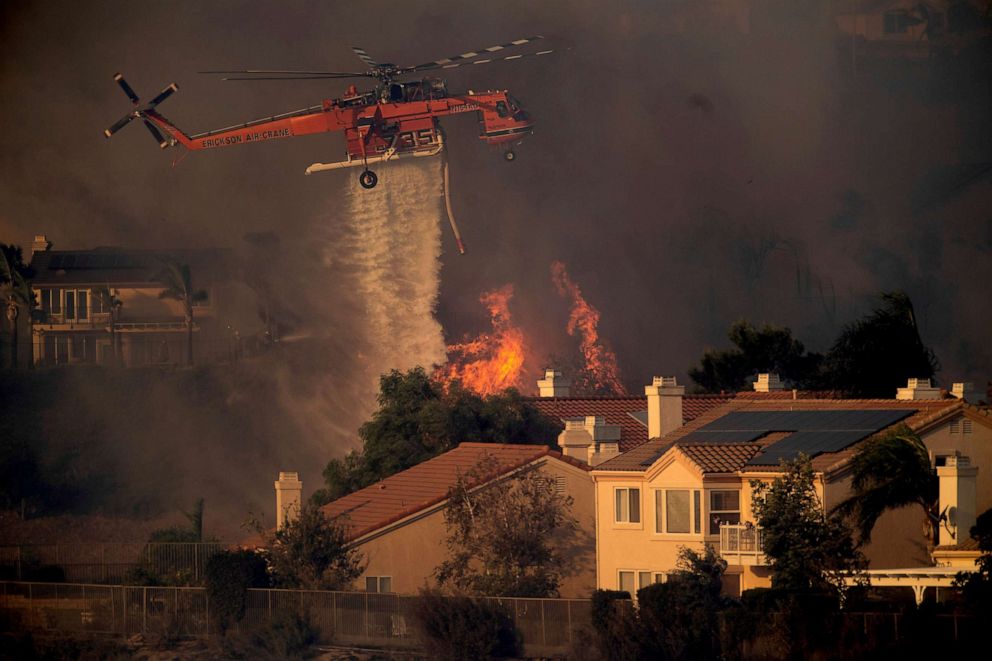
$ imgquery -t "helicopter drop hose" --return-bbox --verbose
[442,156,466,255]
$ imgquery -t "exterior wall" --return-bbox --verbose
[353,458,597,598]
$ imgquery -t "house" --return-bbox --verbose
[528,370,734,462]
[833,0,992,63]
[27,235,245,367]
[588,375,991,596]
[318,442,597,597]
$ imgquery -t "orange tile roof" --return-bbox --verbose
[320,443,587,542]
[595,397,965,473]
[679,444,762,473]
[528,394,733,451]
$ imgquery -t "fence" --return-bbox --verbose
[0,544,227,584]
[0,582,591,656]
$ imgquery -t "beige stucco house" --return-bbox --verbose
[319,442,597,597]
[587,376,991,596]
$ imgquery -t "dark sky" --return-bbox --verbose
[2,0,990,387]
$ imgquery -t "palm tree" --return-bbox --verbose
[92,285,123,366]
[833,424,940,553]
[1,246,34,370]
[156,260,207,367]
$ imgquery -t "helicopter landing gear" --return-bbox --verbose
[359,170,378,189]
[503,150,516,162]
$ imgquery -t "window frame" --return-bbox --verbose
[614,487,642,525]
[653,488,703,537]
[365,575,393,593]
[707,489,742,536]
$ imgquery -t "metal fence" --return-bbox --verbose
[0,581,592,656]
[0,544,227,584]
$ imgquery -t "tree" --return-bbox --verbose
[833,425,939,551]
[314,368,561,502]
[688,320,822,393]
[92,285,123,366]
[821,291,938,398]
[266,502,365,590]
[156,259,207,366]
[1,244,34,370]
[751,455,864,592]
[435,457,577,597]
[636,545,729,661]
[957,508,992,610]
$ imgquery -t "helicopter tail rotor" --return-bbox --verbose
[104,74,178,148]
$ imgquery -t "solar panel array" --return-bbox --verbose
[679,409,916,466]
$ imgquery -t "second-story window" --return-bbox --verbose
[709,490,741,535]
[655,489,702,534]
[615,487,641,524]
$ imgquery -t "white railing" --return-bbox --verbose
[719,524,766,566]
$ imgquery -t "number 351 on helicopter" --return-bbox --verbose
[104,36,553,191]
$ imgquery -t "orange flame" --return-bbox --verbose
[550,261,627,395]
[437,285,527,396]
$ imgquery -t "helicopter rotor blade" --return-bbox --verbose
[410,48,556,74]
[148,83,178,107]
[200,69,368,77]
[403,35,545,73]
[220,74,371,81]
[113,73,140,105]
[351,46,379,69]
[143,119,169,148]
[104,113,136,138]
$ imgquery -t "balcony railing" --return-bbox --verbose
[719,524,767,566]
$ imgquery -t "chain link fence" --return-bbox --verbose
[0,544,227,584]
[0,581,591,655]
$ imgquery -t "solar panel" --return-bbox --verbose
[678,430,766,444]
[746,430,871,466]
[698,409,912,433]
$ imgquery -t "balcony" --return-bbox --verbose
[719,524,766,566]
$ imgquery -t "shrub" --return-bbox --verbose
[250,607,320,659]
[205,549,269,633]
[413,590,519,661]
[589,589,639,661]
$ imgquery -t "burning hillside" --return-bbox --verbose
[551,261,627,395]
[435,285,528,395]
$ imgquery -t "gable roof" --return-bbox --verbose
[320,442,588,542]
[595,397,968,474]
[528,394,733,452]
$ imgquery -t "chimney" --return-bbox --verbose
[896,378,941,401]
[274,471,303,529]
[645,376,684,439]
[937,455,978,545]
[951,382,977,403]
[31,234,51,256]
[557,416,622,466]
[753,373,784,392]
[538,369,571,397]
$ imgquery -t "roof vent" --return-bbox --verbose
[753,373,784,392]
[32,234,52,255]
[896,378,941,401]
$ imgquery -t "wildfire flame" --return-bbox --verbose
[436,285,527,396]
[551,261,627,395]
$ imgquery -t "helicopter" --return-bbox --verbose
[104,36,552,190]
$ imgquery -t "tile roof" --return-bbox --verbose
[528,394,732,452]
[594,397,965,473]
[29,248,228,286]
[320,443,586,542]
[934,537,981,552]
[678,444,762,473]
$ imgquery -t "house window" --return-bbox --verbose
[709,490,741,535]
[615,488,640,524]
[617,570,653,595]
[65,290,75,319]
[666,490,691,533]
[77,290,88,320]
[618,571,635,594]
[365,576,392,593]
[655,489,701,534]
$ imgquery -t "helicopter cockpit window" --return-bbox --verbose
[505,94,529,121]
[388,84,404,102]
[495,101,510,118]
